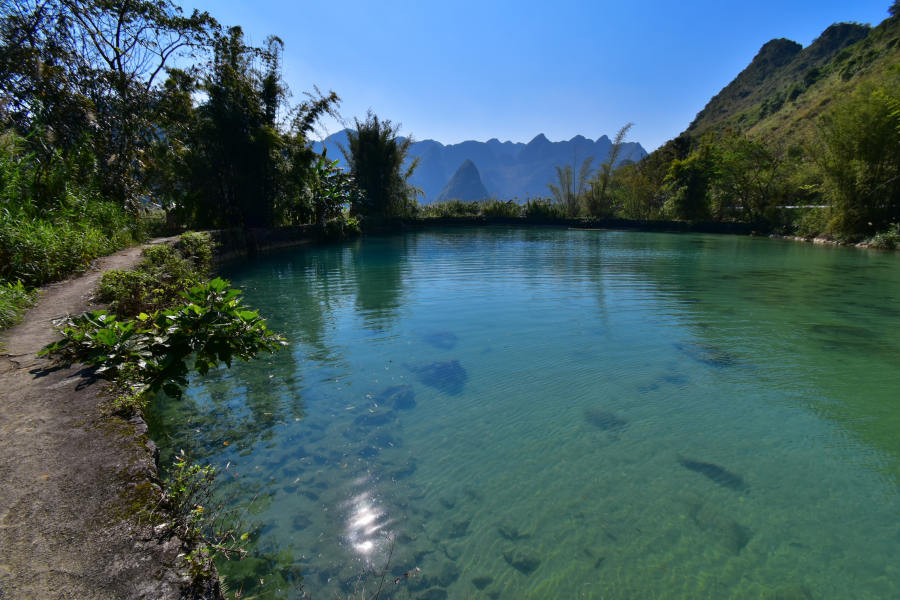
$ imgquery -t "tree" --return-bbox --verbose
[0,0,217,210]
[587,123,633,217]
[547,148,594,217]
[713,130,791,221]
[341,110,419,218]
[663,137,716,221]
[180,27,339,228]
[808,82,900,235]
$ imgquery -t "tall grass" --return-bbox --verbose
[0,131,142,327]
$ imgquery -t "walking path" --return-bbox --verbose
[0,239,212,599]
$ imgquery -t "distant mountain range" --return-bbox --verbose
[313,130,647,203]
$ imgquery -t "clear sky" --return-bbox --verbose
[175,0,892,150]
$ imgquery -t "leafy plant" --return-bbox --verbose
[306,156,360,223]
[163,450,256,582]
[40,278,287,398]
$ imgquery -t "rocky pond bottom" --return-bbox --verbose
[149,228,900,599]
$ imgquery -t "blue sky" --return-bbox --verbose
[176,0,892,150]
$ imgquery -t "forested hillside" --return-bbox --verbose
[624,2,900,243]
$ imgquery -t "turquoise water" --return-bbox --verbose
[149,228,900,600]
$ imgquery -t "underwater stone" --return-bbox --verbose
[433,562,461,587]
[498,521,519,540]
[406,360,468,395]
[504,546,541,575]
[390,458,418,480]
[472,575,493,590]
[438,494,456,509]
[357,445,379,458]
[292,513,313,530]
[449,518,470,539]
[674,342,737,368]
[422,330,459,350]
[441,542,461,561]
[354,410,397,427]
[678,458,749,492]
[583,408,628,433]
[380,384,417,410]
[417,589,448,600]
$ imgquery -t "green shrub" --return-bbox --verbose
[522,198,568,219]
[0,281,37,329]
[0,131,140,288]
[40,278,287,398]
[865,223,900,248]
[96,233,213,316]
[481,198,522,217]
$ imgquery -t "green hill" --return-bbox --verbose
[682,13,900,141]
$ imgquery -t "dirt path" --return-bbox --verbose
[0,239,215,600]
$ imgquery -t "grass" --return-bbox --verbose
[0,130,147,329]
[0,281,38,329]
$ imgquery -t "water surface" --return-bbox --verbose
[149,228,900,600]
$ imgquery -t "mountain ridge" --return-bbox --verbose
[313,131,647,202]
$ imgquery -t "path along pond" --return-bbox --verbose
[148,228,900,600]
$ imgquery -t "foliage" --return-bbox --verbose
[39,278,287,398]
[587,123,633,217]
[306,156,360,224]
[96,233,213,316]
[807,82,900,235]
[341,110,420,218]
[0,0,217,211]
[0,130,139,289]
[547,152,594,217]
[865,223,900,248]
[522,198,569,219]
[164,450,255,581]
[0,280,37,329]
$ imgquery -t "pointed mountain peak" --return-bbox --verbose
[434,159,490,202]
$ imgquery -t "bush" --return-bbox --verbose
[96,233,213,316]
[0,281,37,329]
[0,131,140,288]
[40,278,287,399]
[522,198,568,219]
[865,223,900,248]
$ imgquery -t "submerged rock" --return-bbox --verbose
[498,520,519,540]
[379,384,417,410]
[354,410,397,427]
[406,360,468,395]
[504,546,541,574]
[584,408,628,434]
[472,575,493,590]
[418,588,448,600]
[423,330,459,350]
[292,513,312,530]
[678,458,749,492]
[449,518,470,539]
[674,342,737,368]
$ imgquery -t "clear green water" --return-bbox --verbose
[149,228,900,600]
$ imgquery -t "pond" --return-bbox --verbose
[149,227,900,600]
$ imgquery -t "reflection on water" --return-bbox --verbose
[149,228,900,599]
